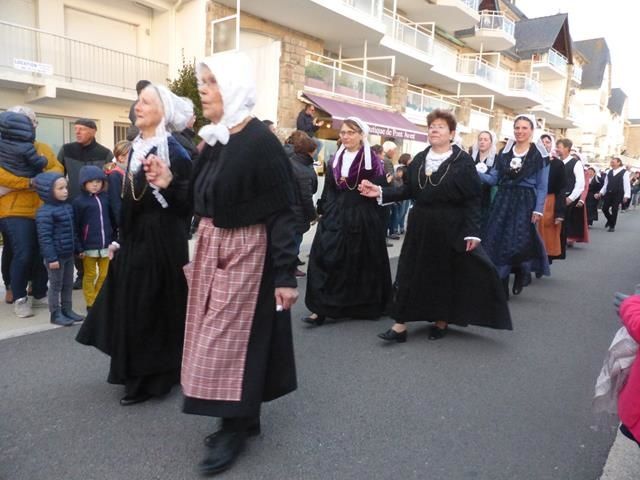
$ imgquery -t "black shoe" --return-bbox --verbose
[72,278,82,290]
[428,325,448,340]
[296,257,305,266]
[62,308,84,323]
[204,421,260,447]
[119,393,152,406]
[512,273,524,295]
[608,227,615,232]
[301,315,325,326]
[198,430,247,476]
[377,328,407,343]
[522,273,532,287]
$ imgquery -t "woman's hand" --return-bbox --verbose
[358,179,381,198]
[554,217,564,225]
[143,154,173,189]
[531,212,542,224]
[275,287,299,311]
[465,239,480,252]
[49,261,60,270]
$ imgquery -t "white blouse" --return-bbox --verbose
[341,150,359,178]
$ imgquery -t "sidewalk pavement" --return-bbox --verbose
[600,429,640,479]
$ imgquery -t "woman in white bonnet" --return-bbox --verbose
[479,114,550,297]
[144,51,299,475]
[76,83,193,407]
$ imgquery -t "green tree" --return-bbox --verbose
[168,58,206,134]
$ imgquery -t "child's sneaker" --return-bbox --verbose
[50,310,74,327]
[14,297,33,318]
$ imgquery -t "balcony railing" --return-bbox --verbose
[0,21,168,94]
[533,48,568,71]
[457,55,509,89]
[383,9,435,55]
[572,64,583,83]
[477,11,515,37]
[461,0,481,10]
[406,85,459,116]
[509,72,542,97]
[304,52,391,107]
[339,0,384,19]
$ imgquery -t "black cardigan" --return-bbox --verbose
[190,118,298,287]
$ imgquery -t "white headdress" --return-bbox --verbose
[129,84,191,175]
[471,130,497,168]
[503,113,547,158]
[197,51,256,147]
[332,116,373,170]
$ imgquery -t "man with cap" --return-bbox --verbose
[58,119,113,288]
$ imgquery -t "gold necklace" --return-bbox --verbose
[418,150,460,189]
[338,152,363,191]
[121,170,148,201]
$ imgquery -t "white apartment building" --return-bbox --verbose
[0,0,207,152]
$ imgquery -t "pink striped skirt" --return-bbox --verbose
[181,218,267,401]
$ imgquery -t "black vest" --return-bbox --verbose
[607,169,625,196]
[563,157,578,196]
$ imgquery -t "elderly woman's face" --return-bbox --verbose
[198,67,224,123]
[135,88,164,132]
[427,118,452,149]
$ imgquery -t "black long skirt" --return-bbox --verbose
[391,204,511,330]
[76,209,188,397]
[305,191,391,319]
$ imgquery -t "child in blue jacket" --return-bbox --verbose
[35,172,84,326]
[73,166,113,311]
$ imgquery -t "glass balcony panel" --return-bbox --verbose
[304,54,390,106]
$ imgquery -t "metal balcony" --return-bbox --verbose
[459,11,515,51]
[532,48,568,80]
[0,21,168,100]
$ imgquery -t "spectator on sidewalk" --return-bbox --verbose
[58,118,113,289]
[0,106,63,317]
[73,166,113,313]
[34,172,84,326]
[288,131,318,277]
[296,104,322,137]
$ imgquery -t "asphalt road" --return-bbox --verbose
[1,210,637,480]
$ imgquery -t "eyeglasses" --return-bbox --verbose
[428,124,449,131]
[339,130,359,137]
